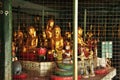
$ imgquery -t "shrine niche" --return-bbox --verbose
[11,0,118,80]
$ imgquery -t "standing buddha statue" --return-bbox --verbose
[78,27,87,46]
[45,19,54,49]
[51,25,64,62]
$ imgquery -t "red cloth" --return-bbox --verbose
[83,48,90,58]
[51,75,82,80]
[95,68,108,75]
[20,53,37,61]
[13,73,27,80]
[47,54,54,61]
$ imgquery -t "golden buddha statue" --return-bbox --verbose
[51,25,64,61]
[45,19,55,49]
[13,30,24,56]
[64,31,73,46]
[13,31,17,42]
[23,26,38,53]
[40,31,48,47]
[12,42,18,61]
[78,27,88,57]
[45,19,54,39]
[78,27,87,46]
[13,31,24,47]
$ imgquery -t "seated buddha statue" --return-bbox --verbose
[40,31,48,47]
[51,25,64,61]
[22,26,38,53]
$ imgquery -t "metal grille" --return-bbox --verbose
[78,1,120,80]
[12,0,73,80]
[12,0,119,80]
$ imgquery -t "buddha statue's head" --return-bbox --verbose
[27,26,36,37]
[87,31,93,38]
[42,31,46,39]
[47,19,54,29]
[53,25,61,38]
[78,27,83,36]
[17,31,23,38]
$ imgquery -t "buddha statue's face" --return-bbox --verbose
[28,27,36,36]
[49,21,54,28]
[18,31,23,37]
[12,42,15,50]
[65,32,71,39]
[13,32,17,41]
[47,19,54,29]
[54,27,61,37]
[87,32,93,38]
[14,32,17,37]
[42,31,46,38]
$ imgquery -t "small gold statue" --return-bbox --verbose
[64,31,73,48]
[51,25,64,61]
[65,31,72,40]
[13,31,17,42]
[12,42,18,61]
[45,19,54,39]
[40,31,48,47]
[78,27,88,57]
[22,26,38,53]
[14,31,24,47]
[45,19,55,49]
[78,27,87,46]
[13,30,24,56]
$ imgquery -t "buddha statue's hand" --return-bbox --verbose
[56,46,63,51]
[53,52,57,57]
[52,50,57,57]
[52,49,55,53]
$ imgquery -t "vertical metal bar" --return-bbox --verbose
[0,0,4,80]
[84,9,86,41]
[3,0,12,80]
[73,0,78,80]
